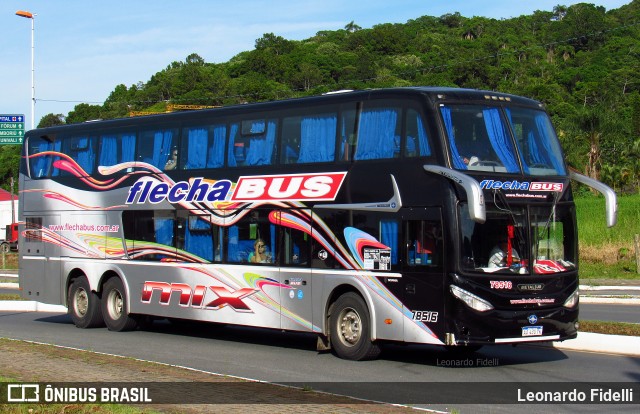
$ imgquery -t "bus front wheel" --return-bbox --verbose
[329,292,381,361]
[68,276,105,329]
[101,277,138,332]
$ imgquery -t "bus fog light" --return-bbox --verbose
[450,285,493,312]
[563,289,579,308]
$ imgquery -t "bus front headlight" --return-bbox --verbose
[450,285,494,312]
[563,289,579,308]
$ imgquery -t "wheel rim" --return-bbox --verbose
[106,289,124,321]
[337,307,362,347]
[73,288,89,317]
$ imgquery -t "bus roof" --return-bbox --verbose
[26,87,543,136]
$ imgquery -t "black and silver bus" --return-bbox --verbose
[19,87,616,360]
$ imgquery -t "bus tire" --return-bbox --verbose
[329,292,381,361]
[101,277,138,332]
[68,276,105,329]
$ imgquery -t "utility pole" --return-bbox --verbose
[10,176,15,223]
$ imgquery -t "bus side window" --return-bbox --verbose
[340,107,357,162]
[281,116,301,164]
[138,128,179,170]
[281,213,310,266]
[229,119,277,167]
[98,132,136,170]
[176,213,217,262]
[182,124,226,169]
[28,136,60,178]
[123,211,177,261]
[24,217,43,241]
[354,106,401,161]
[406,220,441,267]
[225,210,276,264]
[405,109,431,158]
[380,219,399,266]
[62,135,97,176]
[298,114,337,163]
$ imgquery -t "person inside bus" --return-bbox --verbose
[164,148,178,170]
[488,241,520,268]
[249,238,271,263]
[462,155,480,166]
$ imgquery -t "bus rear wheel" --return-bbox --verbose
[329,292,381,361]
[68,276,104,328]
[102,277,138,332]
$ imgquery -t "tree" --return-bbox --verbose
[66,103,102,124]
[0,145,20,193]
[38,113,65,128]
[554,3,607,52]
[254,33,294,55]
[573,105,605,181]
[185,53,205,66]
[102,84,138,119]
[344,21,361,33]
[439,12,463,28]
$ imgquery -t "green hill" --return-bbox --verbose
[31,1,640,195]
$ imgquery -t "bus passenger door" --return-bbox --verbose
[20,215,62,305]
[399,208,446,343]
[276,209,314,332]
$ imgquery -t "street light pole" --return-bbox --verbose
[15,10,36,130]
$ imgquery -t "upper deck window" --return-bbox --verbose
[441,105,519,173]
[61,136,96,175]
[228,119,277,167]
[281,111,337,164]
[405,108,431,157]
[98,132,136,173]
[354,106,401,161]
[27,135,60,178]
[506,107,566,176]
[138,128,179,171]
[340,101,431,162]
[181,124,227,169]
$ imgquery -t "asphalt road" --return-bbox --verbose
[579,303,640,324]
[1,310,638,413]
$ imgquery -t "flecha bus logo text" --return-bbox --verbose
[126,172,347,204]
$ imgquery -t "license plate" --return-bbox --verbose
[522,326,543,336]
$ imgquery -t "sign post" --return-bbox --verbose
[0,114,25,145]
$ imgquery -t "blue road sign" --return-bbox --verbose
[0,114,25,144]
[0,115,24,123]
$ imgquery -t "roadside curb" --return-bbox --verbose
[0,300,67,313]
[550,332,640,357]
[580,296,640,304]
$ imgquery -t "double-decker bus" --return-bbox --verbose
[19,87,616,360]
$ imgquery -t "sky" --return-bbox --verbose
[1,0,632,129]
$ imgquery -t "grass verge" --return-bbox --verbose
[576,193,640,279]
[579,320,640,336]
[0,402,151,414]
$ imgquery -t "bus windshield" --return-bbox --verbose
[459,203,577,274]
[441,104,566,176]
